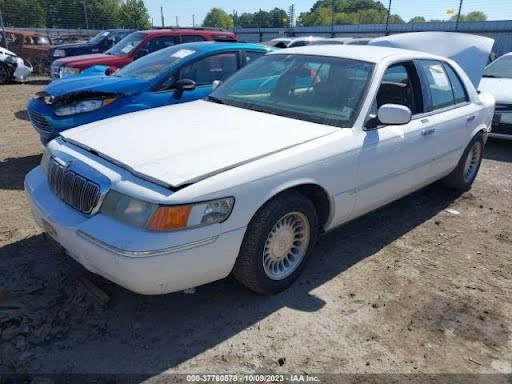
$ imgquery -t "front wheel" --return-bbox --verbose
[233,191,319,295]
[442,133,484,191]
[0,63,11,85]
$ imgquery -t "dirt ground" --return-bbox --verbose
[0,80,511,382]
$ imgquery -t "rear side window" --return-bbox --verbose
[443,64,469,104]
[245,51,265,65]
[181,35,205,43]
[418,60,454,110]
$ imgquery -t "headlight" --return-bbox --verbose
[100,190,157,228]
[53,49,66,58]
[59,66,80,78]
[4,55,17,65]
[100,192,235,231]
[147,197,235,231]
[54,98,116,116]
[40,148,51,173]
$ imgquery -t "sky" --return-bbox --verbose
[144,0,511,27]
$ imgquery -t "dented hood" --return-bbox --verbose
[42,75,148,98]
[370,32,494,87]
[61,100,338,188]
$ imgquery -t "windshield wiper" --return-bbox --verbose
[207,95,225,105]
[483,74,501,78]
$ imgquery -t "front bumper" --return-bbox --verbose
[25,167,246,295]
[490,111,512,140]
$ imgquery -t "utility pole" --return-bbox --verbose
[176,16,179,27]
[288,4,295,36]
[331,0,335,37]
[0,8,7,50]
[258,8,262,42]
[160,6,164,28]
[455,0,464,31]
[83,0,89,33]
[385,0,392,35]
[192,14,195,28]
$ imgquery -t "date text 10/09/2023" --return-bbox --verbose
[186,374,321,382]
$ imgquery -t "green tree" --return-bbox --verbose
[118,0,150,29]
[0,0,47,27]
[269,8,288,28]
[409,16,426,23]
[86,0,121,29]
[202,8,233,29]
[450,11,487,22]
[238,12,255,28]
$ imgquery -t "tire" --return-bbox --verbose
[233,191,319,295]
[0,63,11,85]
[442,132,484,191]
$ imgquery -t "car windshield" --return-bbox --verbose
[89,31,110,45]
[208,54,374,128]
[114,46,197,81]
[484,55,512,79]
[106,32,145,56]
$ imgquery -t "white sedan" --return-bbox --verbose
[25,34,495,295]
[479,52,512,139]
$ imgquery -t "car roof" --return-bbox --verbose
[139,28,236,36]
[162,41,272,53]
[270,44,441,63]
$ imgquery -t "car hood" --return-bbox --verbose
[478,77,512,104]
[53,53,122,67]
[51,43,93,51]
[61,100,338,188]
[370,32,494,88]
[43,75,148,98]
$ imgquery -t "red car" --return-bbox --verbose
[50,28,238,79]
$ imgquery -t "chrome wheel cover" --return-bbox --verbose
[263,211,310,281]
[463,142,481,183]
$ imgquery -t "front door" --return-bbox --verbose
[354,61,438,216]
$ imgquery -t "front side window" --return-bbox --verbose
[115,46,197,81]
[418,60,455,110]
[107,32,146,56]
[180,52,238,86]
[483,54,512,79]
[375,62,421,115]
[142,36,177,54]
[208,54,374,128]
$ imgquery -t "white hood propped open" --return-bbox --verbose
[369,32,494,88]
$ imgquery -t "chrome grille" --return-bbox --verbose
[48,158,101,214]
[28,110,52,133]
[495,103,512,112]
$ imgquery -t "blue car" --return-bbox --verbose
[28,42,272,144]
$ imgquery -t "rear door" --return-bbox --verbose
[416,59,479,179]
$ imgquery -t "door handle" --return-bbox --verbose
[422,128,436,136]
[466,115,476,122]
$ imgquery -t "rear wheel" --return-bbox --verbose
[0,63,11,85]
[233,191,319,295]
[442,133,484,191]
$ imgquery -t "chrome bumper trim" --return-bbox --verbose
[77,230,218,258]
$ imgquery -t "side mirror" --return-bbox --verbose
[173,79,196,99]
[212,80,221,90]
[377,104,411,126]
